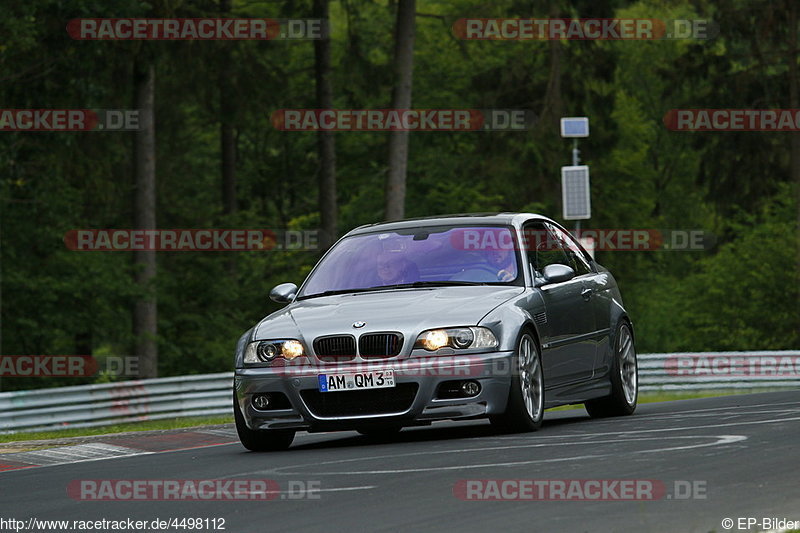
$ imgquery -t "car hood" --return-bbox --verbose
[254,286,524,341]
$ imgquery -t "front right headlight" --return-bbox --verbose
[243,339,305,363]
[414,327,498,351]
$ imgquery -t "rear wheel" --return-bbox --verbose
[584,322,637,418]
[490,332,544,433]
[234,392,295,451]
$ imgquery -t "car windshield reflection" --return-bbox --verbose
[298,225,521,299]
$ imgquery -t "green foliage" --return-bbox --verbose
[0,0,798,391]
[636,188,799,352]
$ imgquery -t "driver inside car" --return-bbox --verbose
[375,251,419,285]
[486,247,517,282]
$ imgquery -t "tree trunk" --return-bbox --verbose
[538,3,563,211]
[789,1,800,275]
[133,61,158,378]
[385,0,416,221]
[314,0,337,250]
[220,81,236,215]
[220,0,237,216]
[541,32,563,125]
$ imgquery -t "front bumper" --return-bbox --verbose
[234,351,514,431]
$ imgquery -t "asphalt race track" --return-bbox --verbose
[2,391,799,533]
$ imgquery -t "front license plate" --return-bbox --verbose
[318,370,395,392]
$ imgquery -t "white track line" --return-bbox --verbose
[238,434,745,476]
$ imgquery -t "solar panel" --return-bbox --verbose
[560,117,589,138]
[561,166,591,220]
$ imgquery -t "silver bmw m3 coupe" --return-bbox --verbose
[233,213,638,451]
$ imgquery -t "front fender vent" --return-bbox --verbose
[533,311,547,326]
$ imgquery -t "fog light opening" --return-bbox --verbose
[461,380,481,397]
[252,394,271,410]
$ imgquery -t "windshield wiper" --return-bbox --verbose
[295,288,381,300]
[297,281,488,300]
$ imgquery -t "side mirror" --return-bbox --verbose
[269,282,298,304]
[541,264,575,284]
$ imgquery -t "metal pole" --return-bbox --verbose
[572,138,579,166]
[573,139,580,235]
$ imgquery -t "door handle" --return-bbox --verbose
[581,287,592,301]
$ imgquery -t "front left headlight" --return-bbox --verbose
[414,327,498,351]
[243,339,305,363]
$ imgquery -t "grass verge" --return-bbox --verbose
[547,389,752,412]
[0,415,233,444]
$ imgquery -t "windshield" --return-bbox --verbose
[298,225,521,299]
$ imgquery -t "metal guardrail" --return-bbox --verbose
[0,373,233,434]
[1,352,798,433]
[638,351,800,392]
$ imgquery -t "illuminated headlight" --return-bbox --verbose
[282,340,304,358]
[421,330,449,351]
[243,340,305,363]
[414,327,498,351]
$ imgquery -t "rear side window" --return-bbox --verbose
[521,221,593,277]
[521,222,569,274]
[546,223,593,276]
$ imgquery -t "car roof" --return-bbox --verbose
[346,212,548,236]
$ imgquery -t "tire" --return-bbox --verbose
[490,331,544,433]
[584,321,638,418]
[234,392,295,451]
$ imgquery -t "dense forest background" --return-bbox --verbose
[1,0,798,391]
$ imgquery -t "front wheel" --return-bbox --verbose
[490,332,544,433]
[234,392,295,451]
[584,322,638,418]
